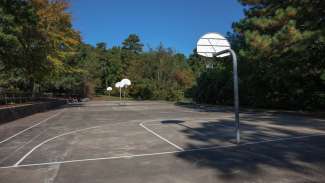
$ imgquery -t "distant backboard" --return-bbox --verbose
[115,82,124,88]
[197,33,230,58]
[121,79,131,86]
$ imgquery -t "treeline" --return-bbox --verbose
[0,0,194,100]
[1,0,324,110]
[191,0,325,110]
[59,37,195,101]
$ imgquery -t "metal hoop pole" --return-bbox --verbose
[229,49,240,144]
[119,87,121,103]
[123,87,126,105]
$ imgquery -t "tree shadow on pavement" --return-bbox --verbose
[166,118,325,181]
[176,103,325,131]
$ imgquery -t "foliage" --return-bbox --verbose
[122,34,143,54]
[188,49,207,78]
[0,0,46,91]
[192,60,233,105]
[31,0,80,74]
[46,35,194,101]
[191,0,325,110]
[0,0,80,93]
[235,0,325,109]
[127,43,194,101]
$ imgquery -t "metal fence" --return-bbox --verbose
[0,92,81,106]
[0,92,38,105]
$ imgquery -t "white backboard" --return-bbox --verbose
[197,33,230,58]
[115,82,124,88]
[121,79,131,86]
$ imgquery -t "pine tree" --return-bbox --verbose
[232,0,325,109]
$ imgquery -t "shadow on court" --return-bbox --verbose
[175,103,234,113]
[176,103,325,131]
[161,119,325,181]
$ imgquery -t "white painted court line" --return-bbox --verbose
[8,116,325,168]
[13,124,112,166]
[3,150,180,169]
[143,118,290,141]
[0,132,45,164]
[0,110,64,144]
[1,133,325,169]
[139,122,184,151]
[12,115,321,167]
[13,119,143,167]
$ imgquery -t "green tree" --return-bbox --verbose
[31,0,80,76]
[120,34,143,78]
[0,0,80,94]
[231,0,325,109]
[106,46,123,86]
[95,42,110,88]
[193,66,233,105]
[0,0,35,69]
[188,49,206,78]
[128,44,194,101]
[122,34,143,54]
[65,43,100,97]
[0,0,49,92]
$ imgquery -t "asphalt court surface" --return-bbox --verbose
[0,101,325,183]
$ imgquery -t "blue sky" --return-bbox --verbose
[69,0,244,56]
